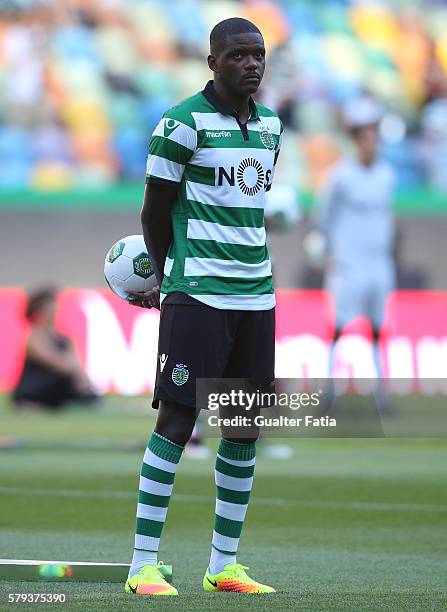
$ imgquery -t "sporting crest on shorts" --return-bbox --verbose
[172,364,189,386]
[260,126,275,151]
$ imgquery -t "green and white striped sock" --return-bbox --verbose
[209,439,256,574]
[129,432,183,577]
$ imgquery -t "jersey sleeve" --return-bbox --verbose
[146,110,197,183]
[266,117,283,192]
[275,119,284,166]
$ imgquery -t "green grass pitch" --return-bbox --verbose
[0,396,446,610]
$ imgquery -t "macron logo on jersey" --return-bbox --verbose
[206,130,232,138]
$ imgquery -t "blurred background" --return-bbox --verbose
[1,0,447,192]
[0,3,446,606]
[1,0,447,392]
[0,0,446,288]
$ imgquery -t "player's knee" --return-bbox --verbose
[333,327,343,343]
[155,400,198,447]
[372,327,381,343]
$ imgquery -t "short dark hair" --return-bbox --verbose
[210,18,262,55]
[25,287,57,321]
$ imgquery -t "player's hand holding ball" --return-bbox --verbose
[104,235,160,309]
[127,285,160,309]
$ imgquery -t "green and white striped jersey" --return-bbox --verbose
[146,80,283,310]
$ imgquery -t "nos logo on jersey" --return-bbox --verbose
[218,158,272,196]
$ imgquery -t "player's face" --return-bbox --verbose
[355,124,379,159]
[36,298,56,326]
[209,32,266,96]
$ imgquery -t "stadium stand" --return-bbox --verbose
[0,0,446,193]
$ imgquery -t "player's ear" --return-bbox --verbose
[208,54,218,73]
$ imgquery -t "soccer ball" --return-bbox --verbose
[104,235,157,300]
[264,184,301,231]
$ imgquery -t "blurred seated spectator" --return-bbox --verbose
[13,287,98,410]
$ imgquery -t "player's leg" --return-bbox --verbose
[327,326,342,377]
[127,302,234,595]
[204,309,275,593]
[326,269,364,376]
[323,270,368,415]
[128,400,197,585]
[368,263,395,413]
[326,270,345,377]
[154,399,198,446]
[368,262,394,377]
[371,326,383,377]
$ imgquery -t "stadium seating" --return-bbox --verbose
[0,0,446,191]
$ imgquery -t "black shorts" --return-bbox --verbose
[153,300,275,410]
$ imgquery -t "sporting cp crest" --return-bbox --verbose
[260,126,276,151]
[133,252,153,279]
[172,364,189,386]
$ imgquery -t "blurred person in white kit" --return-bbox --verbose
[420,57,447,192]
[306,97,396,388]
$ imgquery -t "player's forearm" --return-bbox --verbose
[141,182,177,286]
[141,212,172,286]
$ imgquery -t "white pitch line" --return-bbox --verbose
[0,486,446,513]
[0,487,133,500]
[0,559,128,567]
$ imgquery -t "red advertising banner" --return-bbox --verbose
[1,288,446,395]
